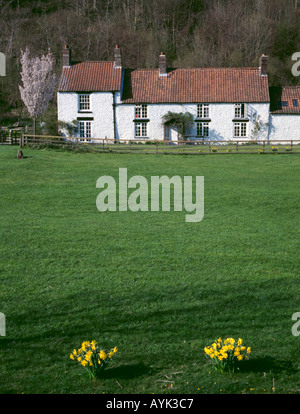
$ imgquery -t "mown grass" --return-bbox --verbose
[0,145,299,394]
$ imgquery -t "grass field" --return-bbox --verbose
[0,145,299,394]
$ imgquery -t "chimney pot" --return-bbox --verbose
[159,52,167,76]
[114,45,122,68]
[62,45,71,67]
[259,54,268,76]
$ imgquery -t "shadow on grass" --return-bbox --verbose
[98,362,150,380]
[239,356,296,374]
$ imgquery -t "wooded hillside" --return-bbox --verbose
[0,0,299,125]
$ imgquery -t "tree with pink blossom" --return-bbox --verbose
[19,48,57,135]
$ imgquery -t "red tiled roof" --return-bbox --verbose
[121,67,270,103]
[270,86,300,114]
[58,61,122,92]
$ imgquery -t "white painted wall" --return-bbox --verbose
[269,114,300,143]
[115,102,270,142]
[57,91,115,140]
[57,92,270,142]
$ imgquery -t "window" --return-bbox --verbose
[135,104,147,119]
[79,121,92,141]
[278,100,288,109]
[292,99,298,107]
[197,122,209,138]
[234,122,247,138]
[135,122,147,137]
[197,104,209,118]
[234,104,245,119]
[79,94,90,111]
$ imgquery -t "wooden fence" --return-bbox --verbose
[7,133,300,154]
[0,128,24,145]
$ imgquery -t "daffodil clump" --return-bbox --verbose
[204,337,251,373]
[70,340,118,378]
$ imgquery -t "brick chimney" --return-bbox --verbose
[159,52,167,77]
[114,45,122,68]
[62,45,71,67]
[259,54,268,76]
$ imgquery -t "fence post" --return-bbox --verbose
[291,140,293,152]
[156,141,158,155]
[20,131,24,148]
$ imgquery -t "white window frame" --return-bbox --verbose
[79,94,90,111]
[234,122,247,138]
[135,122,147,137]
[196,122,209,138]
[79,120,92,141]
[135,104,147,119]
[234,103,245,119]
[197,104,209,118]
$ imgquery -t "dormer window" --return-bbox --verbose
[278,101,288,109]
[79,94,90,111]
[135,104,147,119]
[197,104,209,118]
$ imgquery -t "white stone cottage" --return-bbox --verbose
[268,86,300,142]
[57,45,300,143]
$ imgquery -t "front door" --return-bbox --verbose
[164,125,170,141]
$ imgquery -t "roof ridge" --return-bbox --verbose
[282,85,300,89]
[73,60,114,64]
[130,66,259,71]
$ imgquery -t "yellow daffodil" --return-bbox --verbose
[70,340,117,379]
[204,337,251,372]
[100,350,107,360]
[85,350,93,362]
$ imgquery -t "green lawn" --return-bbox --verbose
[0,146,299,394]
